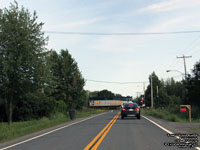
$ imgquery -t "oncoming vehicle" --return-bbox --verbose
[121,102,140,119]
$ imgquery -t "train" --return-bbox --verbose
[89,97,133,108]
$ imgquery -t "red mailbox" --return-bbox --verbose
[180,108,187,112]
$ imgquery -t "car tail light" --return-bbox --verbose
[122,108,126,111]
[129,104,133,106]
[135,108,140,111]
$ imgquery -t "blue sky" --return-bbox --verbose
[1,0,200,97]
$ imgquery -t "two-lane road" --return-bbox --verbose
[0,110,197,150]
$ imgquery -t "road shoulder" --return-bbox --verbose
[0,112,108,149]
[142,115,200,134]
[142,114,200,146]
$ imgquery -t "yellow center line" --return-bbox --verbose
[91,113,119,150]
[84,112,120,150]
[84,115,116,150]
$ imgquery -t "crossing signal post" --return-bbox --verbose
[140,97,144,107]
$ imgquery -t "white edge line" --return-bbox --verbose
[142,115,200,150]
[0,112,107,150]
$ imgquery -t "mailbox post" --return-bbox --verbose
[180,105,191,123]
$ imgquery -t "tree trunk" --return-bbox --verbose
[5,95,13,125]
[8,98,13,125]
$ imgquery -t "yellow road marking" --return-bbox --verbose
[84,112,120,150]
[84,115,116,150]
[91,113,119,150]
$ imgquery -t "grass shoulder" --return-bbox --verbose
[141,108,200,123]
[0,108,108,144]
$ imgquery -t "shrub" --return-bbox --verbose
[55,100,67,113]
[191,105,200,119]
[13,93,57,121]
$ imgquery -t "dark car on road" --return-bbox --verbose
[121,102,140,119]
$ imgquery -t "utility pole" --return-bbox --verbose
[156,85,159,98]
[143,82,145,106]
[151,75,153,109]
[136,92,140,105]
[177,55,192,80]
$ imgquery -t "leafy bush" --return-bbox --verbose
[13,93,57,121]
[191,105,200,119]
[55,100,67,113]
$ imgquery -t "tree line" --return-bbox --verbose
[0,2,87,124]
[144,60,200,118]
[88,89,133,100]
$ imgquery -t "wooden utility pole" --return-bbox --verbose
[156,85,159,98]
[143,82,145,106]
[177,55,192,80]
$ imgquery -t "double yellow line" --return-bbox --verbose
[84,112,120,150]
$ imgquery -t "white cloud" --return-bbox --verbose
[138,0,200,13]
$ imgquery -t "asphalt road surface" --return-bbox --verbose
[1,110,198,150]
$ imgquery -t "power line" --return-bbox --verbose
[86,75,182,85]
[160,35,200,78]
[177,55,192,80]
[177,35,200,56]
[181,37,200,57]
[86,79,148,84]
[191,49,200,55]
[45,30,200,36]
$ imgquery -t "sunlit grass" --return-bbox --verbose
[141,109,193,123]
[0,108,108,143]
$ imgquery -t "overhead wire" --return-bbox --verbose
[177,35,200,56]
[161,35,200,79]
[45,30,200,36]
[174,37,200,74]
[86,79,149,84]
[45,30,199,83]
[86,75,183,85]
[191,49,200,56]
[163,35,200,71]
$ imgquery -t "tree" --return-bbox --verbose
[45,50,62,99]
[187,60,200,107]
[47,49,85,110]
[145,72,162,108]
[165,78,186,104]
[88,91,99,98]
[115,94,122,98]
[97,90,115,99]
[0,2,48,124]
[145,72,171,108]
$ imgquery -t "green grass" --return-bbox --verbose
[141,109,189,122]
[76,108,108,118]
[142,109,200,123]
[0,108,108,143]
